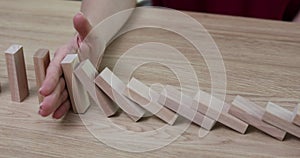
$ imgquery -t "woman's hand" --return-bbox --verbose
[39,12,92,119]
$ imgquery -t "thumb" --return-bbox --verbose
[73,12,92,42]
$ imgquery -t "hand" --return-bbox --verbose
[39,12,92,119]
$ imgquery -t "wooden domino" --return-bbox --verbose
[125,78,178,125]
[192,90,248,134]
[94,67,146,121]
[292,104,300,126]
[229,96,286,140]
[61,54,91,114]
[73,60,118,117]
[157,85,216,130]
[5,44,29,102]
[262,102,300,138]
[33,49,50,103]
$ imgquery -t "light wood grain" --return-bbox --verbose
[33,48,50,103]
[5,44,29,102]
[61,54,90,114]
[73,60,118,117]
[125,78,178,125]
[262,102,300,138]
[230,96,286,140]
[95,67,145,121]
[193,90,248,134]
[0,0,300,157]
[158,85,216,130]
[293,104,300,126]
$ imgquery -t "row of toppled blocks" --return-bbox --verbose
[4,44,300,141]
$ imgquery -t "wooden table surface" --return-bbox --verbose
[0,0,300,157]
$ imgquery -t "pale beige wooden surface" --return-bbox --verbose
[0,0,300,157]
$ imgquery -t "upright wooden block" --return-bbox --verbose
[94,68,146,121]
[125,78,178,125]
[229,96,286,140]
[5,45,29,102]
[292,104,300,126]
[158,85,216,130]
[33,49,50,103]
[73,60,118,117]
[61,54,91,114]
[262,102,300,138]
[192,90,248,134]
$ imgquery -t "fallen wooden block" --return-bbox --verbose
[33,49,50,103]
[125,78,178,125]
[5,44,29,102]
[292,104,300,126]
[94,67,146,121]
[73,60,118,117]
[192,90,248,134]
[229,96,286,140]
[262,102,300,138]
[157,85,216,130]
[61,54,91,114]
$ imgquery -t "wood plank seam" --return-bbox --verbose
[125,78,178,125]
[33,48,50,103]
[5,44,29,102]
[73,60,118,117]
[94,67,146,121]
[262,102,300,138]
[229,96,286,140]
[192,90,248,134]
[157,85,216,130]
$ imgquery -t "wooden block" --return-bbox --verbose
[73,60,118,117]
[125,78,178,125]
[292,104,300,126]
[33,49,50,103]
[229,96,286,140]
[262,102,300,138]
[94,68,146,121]
[61,54,91,114]
[5,45,29,102]
[192,90,248,134]
[157,85,216,130]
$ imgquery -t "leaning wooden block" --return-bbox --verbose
[61,54,91,114]
[262,102,300,138]
[33,49,50,103]
[5,44,29,102]
[229,96,286,140]
[292,104,300,126]
[192,90,248,134]
[94,68,146,121]
[158,85,216,130]
[125,78,178,125]
[73,60,118,117]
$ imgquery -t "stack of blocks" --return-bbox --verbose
[3,44,300,141]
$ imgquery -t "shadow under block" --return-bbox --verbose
[33,49,50,103]
[94,68,146,121]
[61,54,91,114]
[157,85,216,130]
[73,60,118,117]
[293,104,300,126]
[5,45,29,102]
[229,96,286,140]
[262,102,300,138]
[192,90,248,134]
[125,78,178,125]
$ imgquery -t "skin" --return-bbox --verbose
[294,11,300,23]
[39,0,136,119]
[39,1,299,119]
